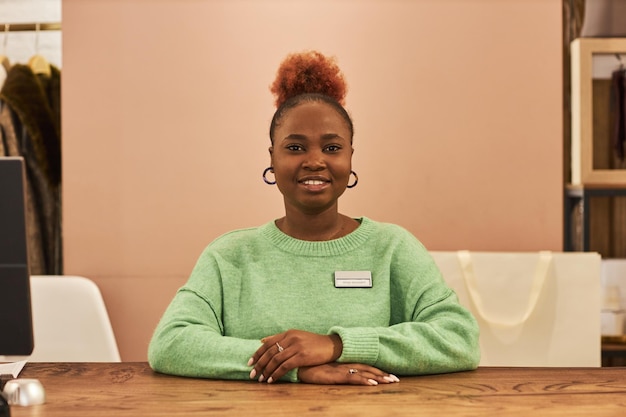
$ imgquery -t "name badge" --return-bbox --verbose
[334,271,372,288]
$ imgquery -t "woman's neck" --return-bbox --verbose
[276,208,358,241]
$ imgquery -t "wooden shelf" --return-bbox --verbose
[571,38,626,186]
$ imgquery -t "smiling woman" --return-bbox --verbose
[148,50,480,386]
[267,52,357,240]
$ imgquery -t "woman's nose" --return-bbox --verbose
[302,150,325,170]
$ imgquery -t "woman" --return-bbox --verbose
[148,51,480,386]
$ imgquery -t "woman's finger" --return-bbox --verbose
[248,332,284,368]
[343,366,400,385]
[263,347,299,383]
[250,339,291,381]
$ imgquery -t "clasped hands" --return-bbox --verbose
[247,329,400,385]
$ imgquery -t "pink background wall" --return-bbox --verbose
[62,0,563,361]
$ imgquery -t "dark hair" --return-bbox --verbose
[268,51,353,143]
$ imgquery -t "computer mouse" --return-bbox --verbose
[2,378,46,406]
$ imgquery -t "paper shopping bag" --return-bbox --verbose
[430,251,601,367]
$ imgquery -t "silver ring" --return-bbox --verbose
[348,368,358,374]
[276,342,284,353]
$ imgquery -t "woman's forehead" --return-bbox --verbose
[278,102,350,131]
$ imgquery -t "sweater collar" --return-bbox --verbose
[260,217,374,256]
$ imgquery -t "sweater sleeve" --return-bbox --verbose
[147,249,299,382]
[329,232,480,375]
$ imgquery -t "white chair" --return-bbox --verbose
[25,275,121,362]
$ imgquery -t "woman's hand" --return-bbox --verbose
[247,329,343,383]
[298,363,400,385]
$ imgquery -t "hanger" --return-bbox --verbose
[0,24,10,73]
[28,23,51,77]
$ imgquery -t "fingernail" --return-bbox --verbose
[258,374,265,382]
[247,357,254,366]
[249,369,257,379]
[368,379,378,386]
[389,374,400,382]
[383,376,395,383]
[267,377,274,384]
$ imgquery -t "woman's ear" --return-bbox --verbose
[268,146,274,163]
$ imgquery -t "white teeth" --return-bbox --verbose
[303,180,325,185]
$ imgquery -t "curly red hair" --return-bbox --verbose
[270,51,347,108]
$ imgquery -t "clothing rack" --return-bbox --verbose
[2,23,62,32]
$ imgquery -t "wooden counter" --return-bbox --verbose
[8,362,626,416]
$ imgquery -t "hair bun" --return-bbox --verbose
[270,51,347,108]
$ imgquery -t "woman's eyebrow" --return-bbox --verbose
[281,133,346,142]
[282,134,308,141]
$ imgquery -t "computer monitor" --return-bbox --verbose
[0,157,34,357]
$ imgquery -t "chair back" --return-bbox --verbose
[26,275,121,362]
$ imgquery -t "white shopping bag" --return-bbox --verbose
[430,251,601,367]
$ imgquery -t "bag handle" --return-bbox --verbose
[457,251,553,328]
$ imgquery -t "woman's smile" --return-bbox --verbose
[299,176,331,192]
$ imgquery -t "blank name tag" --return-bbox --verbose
[334,271,372,288]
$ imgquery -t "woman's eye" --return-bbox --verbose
[286,144,303,151]
[325,145,341,152]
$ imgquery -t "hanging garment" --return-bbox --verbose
[0,54,9,87]
[0,65,7,90]
[611,68,626,162]
[0,102,46,274]
[0,64,62,275]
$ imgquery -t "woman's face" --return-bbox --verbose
[269,101,353,215]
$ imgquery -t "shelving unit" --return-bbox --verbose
[567,38,626,256]
[570,38,626,186]
[564,184,626,251]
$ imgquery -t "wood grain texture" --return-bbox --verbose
[7,363,626,417]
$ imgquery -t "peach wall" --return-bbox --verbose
[62,0,563,360]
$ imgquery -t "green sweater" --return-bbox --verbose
[148,217,480,381]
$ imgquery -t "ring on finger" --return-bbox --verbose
[348,368,358,375]
[276,342,284,353]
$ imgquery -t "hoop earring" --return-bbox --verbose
[263,167,276,185]
[347,170,358,188]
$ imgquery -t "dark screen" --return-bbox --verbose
[0,157,34,356]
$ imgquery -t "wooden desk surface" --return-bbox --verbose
[7,362,626,417]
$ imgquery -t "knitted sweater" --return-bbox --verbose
[148,217,480,381]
